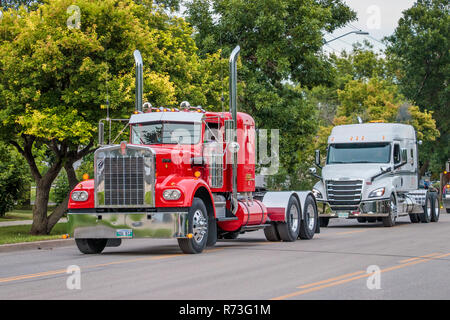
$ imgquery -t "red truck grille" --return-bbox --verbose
[104,157,144,205]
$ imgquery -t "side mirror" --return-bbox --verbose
[98,122,104,146]
[308,167,317,175]
[315,149,321,167]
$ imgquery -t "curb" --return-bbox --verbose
[0,238,75,253]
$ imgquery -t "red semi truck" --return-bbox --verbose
[67,46,319,254]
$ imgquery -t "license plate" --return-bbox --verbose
[116,229,133,238]
[337,211,349,218]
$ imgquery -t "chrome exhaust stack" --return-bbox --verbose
[229,45,240,214]
[134,50,143,112]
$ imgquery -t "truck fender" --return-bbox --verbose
[262,191,304,222]
[159,176,216,218]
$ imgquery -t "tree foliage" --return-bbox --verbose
[386,0,449,176]
[0,142,30,216]
[0,0,226,234]
[311,46,440,162]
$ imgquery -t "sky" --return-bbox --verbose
[323,0,416,54]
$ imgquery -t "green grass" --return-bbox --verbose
[0,209,34,222]
[0,223,68,245]
[0,209,58,222]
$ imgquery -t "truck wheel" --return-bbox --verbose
[264,223,281,241]
[276,195,301,241]
[206,216,217,247]
[419,193,432,223]
[75,239,107,254]
[430,193,440,222]
[299,195,318,240]
[447,208,450,214]
[178,198,208,254]
[409,214,420,223]
[382,194,397,227]
[357,217,367,223]
[319,217,330,227]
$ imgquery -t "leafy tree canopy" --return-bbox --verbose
[0,0,226,234]
[386,0,449,175]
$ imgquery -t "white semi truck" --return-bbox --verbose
[310,122,440,227]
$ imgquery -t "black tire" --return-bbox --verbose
[319,217,330,227]
[419,192,432,223]
[264,223,281,241]
[357,217,367,223]
[223,231,240,239]
[75,238,107,254]
[409,213,420,223]
[206,215,217,246]
[367,217,377,223]
[382,194,397,227]
[430,193,440,222]
[178,198,209,254]
[447,208,450,214]
[299,195,318,240]
[276,196,301,241]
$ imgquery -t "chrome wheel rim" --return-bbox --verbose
[427,199,431,218]
[290,205,299,232]
[192,210,207,243]
[307,204,315,230]
[389,197,397,220]
[435,199,440,218]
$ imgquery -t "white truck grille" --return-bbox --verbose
[326,180,363,211]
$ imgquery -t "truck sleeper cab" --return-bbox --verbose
[311,123,440,227]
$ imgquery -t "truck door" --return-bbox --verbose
[393,142,415,192]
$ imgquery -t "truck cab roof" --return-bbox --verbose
[328,123,416,144]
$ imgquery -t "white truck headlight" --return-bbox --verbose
[312,188,323,199]
[163,189,181,200]
[71,190,89,202]
[369,187,385,198]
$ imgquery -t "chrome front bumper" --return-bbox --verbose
[318,198,390,218]
[68,210,189,239]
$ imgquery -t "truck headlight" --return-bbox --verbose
[163,189,181,200]
[71,190,89,202]
[312,188,322,199]
[369,187,385,198]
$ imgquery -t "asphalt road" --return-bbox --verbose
[1,210,449,300]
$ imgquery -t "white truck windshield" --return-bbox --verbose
[327,143,391,164]
[131,122,201,145]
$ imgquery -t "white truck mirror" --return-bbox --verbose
[315,149,321,167]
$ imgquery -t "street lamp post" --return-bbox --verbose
[324,30,369,45]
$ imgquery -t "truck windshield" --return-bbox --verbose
[327,143,391,164]
[131,122,201,145]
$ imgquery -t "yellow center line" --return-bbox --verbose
[271,252,450,300]
[0,253,186,284]
[399,252,441,264]
[297,270,365,289]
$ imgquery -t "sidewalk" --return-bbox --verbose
[0,218,67,227]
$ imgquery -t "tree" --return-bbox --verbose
[386,0,449,177]
[0,142,30,216]
[184,0,356,188]
[0,0,41,10]
[0,0,226,234]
